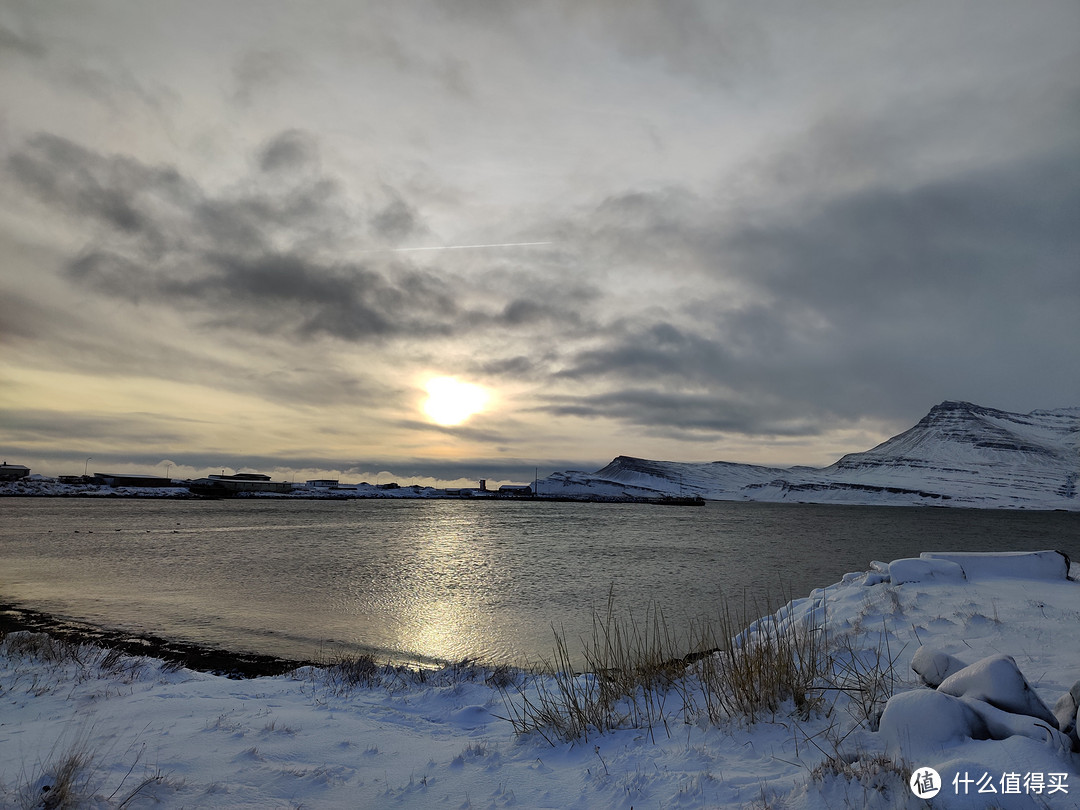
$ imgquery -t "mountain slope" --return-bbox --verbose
[542,402,1079,509]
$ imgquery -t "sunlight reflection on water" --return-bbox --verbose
[1,498,1076,667]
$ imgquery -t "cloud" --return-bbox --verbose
[369,193,425,243]
[258,129,320,175]
[536,387,822,439]
[232,47,306,105]
[528,136,1080,436]
[2,1,1077,475]
[7,129,608,353]
[0,22,46,60]
[443,0,767,86]
[0,408,205,449]
[6,132,454,339]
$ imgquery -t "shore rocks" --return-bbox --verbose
[911,646,967,688]
[1054,680,1080,749]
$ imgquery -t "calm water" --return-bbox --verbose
[1,498,1077,666]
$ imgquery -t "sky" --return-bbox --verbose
[1,1,1078,486]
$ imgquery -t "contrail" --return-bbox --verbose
[389,241,552,252]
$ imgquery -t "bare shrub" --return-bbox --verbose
[498,585,906,744]
[312,650,518,698]
[2,633,92,669]
[687,594,828,726]
[29,745,94,809]
[323,651,381,690]
[497,587,834,742]
[496,590,691,743]
[821,624,904,732]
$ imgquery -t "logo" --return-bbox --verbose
[911,766,942,799]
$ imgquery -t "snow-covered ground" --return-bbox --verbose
[2,552,1077,809]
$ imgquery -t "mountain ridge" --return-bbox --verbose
[541,401,1079,509]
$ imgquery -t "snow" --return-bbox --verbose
[550,402,1080,510]
[910,646,967,687]
[2,552,1078,808]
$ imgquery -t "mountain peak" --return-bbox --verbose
[556,402,1078,509]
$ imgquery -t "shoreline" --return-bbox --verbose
[3,552,1078,808]
[0,602,314,678]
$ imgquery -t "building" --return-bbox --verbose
[189,473,293,495]
[94,472,176,488]
[0,462,30,480]
[498,484,533,497]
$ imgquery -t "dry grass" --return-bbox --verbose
[24,741,94,810]
[308,649,521,700]
[495,589,692,743]
[496,588,829,742]
[687,594,828,726]
[497,587,904,746]
[0,631,158,684]
[4,726,174,810]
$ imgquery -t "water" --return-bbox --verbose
[1,498,1076,666]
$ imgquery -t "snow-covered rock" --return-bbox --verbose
[888,557,966,584]
[879,690,990,755]
[937,654,1058,728]
[911,646,968,688]
[1054,682,1080,748]
[921,550,1071,580]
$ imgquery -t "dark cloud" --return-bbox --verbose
[0,23,46,59]
[258,129,320,174]
[9,134,168,238]
[474,355,544,379]
[0,289,51,341]
[369,194,424,243]
[538,141,1080,434]
[728,152,1080,304]
[556,321,729,384]
[7,130,607,355]
[0,409,203,448]
[393,418,512,445]
[170,254,463,341]
[8,131,602,349]
[536,388,821,439]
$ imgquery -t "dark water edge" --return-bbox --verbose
[0,602,314,678]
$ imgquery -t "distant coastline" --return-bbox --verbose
[0,477,703,506]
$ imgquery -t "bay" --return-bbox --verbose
[1,497,1076,667]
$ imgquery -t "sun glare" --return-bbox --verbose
[422,376,489,426]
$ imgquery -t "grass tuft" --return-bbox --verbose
[497,584,904,745]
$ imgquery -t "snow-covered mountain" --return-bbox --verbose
[541,401,1080,509]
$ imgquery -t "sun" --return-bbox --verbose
[421,376,490,426]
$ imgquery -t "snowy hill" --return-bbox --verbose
[541,402,1080,510]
